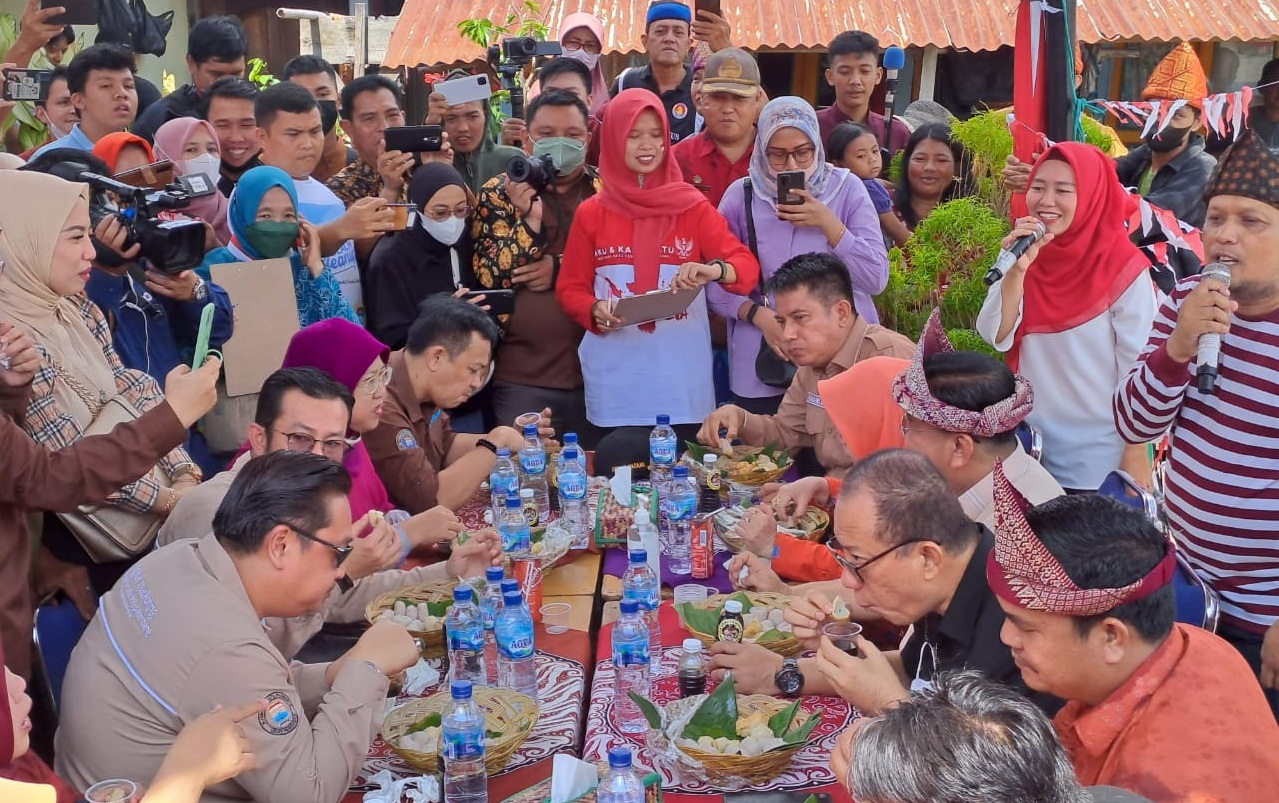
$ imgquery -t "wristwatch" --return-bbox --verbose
[745,302,762,324]
[191,276,210,302]
[774,657,804,697]
[476,438,498,455]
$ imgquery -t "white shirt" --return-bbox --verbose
[294,176,363,317]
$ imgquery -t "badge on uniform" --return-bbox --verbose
[806,392,824,409]
[395,428,418,451]
[259,691,298,736]
[672,102,689,120]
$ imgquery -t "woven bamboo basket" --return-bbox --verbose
[660,693,813,786]
[364,580,459,652]
[713,508,830,552]
[382,686,539,773]
[676,592,802,656]
[720,447,790,487]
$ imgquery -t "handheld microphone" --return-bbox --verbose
[984,220,1047,286]
[882,46,906,154]
[1195,262,1232,395]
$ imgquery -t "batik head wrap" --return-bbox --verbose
[1141,42,1208,110]
[1205,129,1279,211]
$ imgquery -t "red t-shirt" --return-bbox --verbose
[671,132,752,209]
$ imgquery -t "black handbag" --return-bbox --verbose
[743,179,797,389]
[98,0,174,57]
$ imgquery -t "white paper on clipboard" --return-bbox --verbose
[209,258,301,396]
[611,287,701,327]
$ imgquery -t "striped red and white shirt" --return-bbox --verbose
[1114,275,1279,633]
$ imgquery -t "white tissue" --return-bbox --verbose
[610,466,632,506]
[401,657,442,696]
[550,753,599,803]
[362,770,441,803]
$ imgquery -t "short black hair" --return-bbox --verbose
[339,74,403,120]
[405,295,500,358]
[922,351,1019,447]
[896,123,976,229]
[200,75,259,116]
[828,121,877,163]
[1024,494,1176,643]
[282,54,338,83]
[21,147,112,181]
[766,252,855,308]
[526,88,591,129]
[188,16,246,64]
[1262,58,1279,85]
[537,57,593,96]
[828,30,880,61]
[255,81,320,128]
[65,43,136,95]
[47,25,75,48]
[35,67,70,109]
[840,448,980,554]
[254,367,354,430]
[213,450,352,556]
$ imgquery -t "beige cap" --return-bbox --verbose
[700,47,761,97]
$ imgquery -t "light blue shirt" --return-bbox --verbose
[30,123,97,159]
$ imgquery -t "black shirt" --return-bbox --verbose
[898,526,1062,715]
[614,64,697,144]
[1114,134,1216,228]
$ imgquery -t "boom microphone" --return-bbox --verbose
[1195,262,1232,395]
[984,219,1047,286]
[882,46,906,155]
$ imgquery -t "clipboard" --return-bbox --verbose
[611,286,701,327]
[209,258,301,396]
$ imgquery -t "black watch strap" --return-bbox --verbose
[746,302,762,324]
[476,438,498,454]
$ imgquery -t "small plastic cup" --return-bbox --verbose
[515,411,542,429]
[821,621,864,656]
[85,779,143,803]
[673,584,710,604]
[540,602,571,634]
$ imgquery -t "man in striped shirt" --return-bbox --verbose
[1113,130,1279,719]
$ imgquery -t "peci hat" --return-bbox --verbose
[1205,129,1279,210]
[700,47,761,97]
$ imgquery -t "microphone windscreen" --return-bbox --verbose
[884,46,907,71]
[1201,262,1231,287]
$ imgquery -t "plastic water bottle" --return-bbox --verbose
[597,746,645,803]
[489,447,520,520]
[478,566,505,684]
[558,446,590,549]
[494,589,538,699]
[500,577,520,596]
[649,414,677,487]
[622,549,662,673]
[558,432,588,472]
[498,493,531,553]
[677,638,707,698]
[441,680,488,803]
[662,465,696,575]
[612,598,651,734]
[518,424,551,525]
[445,586,488,685]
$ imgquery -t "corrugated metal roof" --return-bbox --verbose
[383,0,1279,68]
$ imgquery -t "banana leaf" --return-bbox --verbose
[405,712,442,735]
[781,706,823,745]
[629,692,664,730]
[680,675,740,740]
[767,699,800,734]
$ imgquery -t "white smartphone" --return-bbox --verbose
[435,74,493,106]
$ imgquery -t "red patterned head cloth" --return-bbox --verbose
[1205,129,1279,211]
[986,461,1177,616]
[1141,42,1208,110]
[891,308,1034,438]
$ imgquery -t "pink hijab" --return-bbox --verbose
[153,117,231,245]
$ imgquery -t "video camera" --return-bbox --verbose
[486,36,562,121]
[79,171,208,275]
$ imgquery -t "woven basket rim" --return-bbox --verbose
[382,686,539,772]
[363,579,460,634]
[675,592,802,656]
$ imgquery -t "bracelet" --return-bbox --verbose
[476,438,498,454]
[159,489,177,515]
[714,260,728,281]
[746,303,762,324]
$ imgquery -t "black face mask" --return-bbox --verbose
[1144,124,1191,153]
[319,100,339,136]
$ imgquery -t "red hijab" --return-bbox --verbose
[596,89,706,294]
[0,639,78,802]
[1014,142,1148,369]
[91,132,155,172]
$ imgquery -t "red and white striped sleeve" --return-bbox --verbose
[1113,277,1200,444]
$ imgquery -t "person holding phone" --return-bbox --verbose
[425,68,524,193]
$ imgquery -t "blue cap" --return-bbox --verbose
[674,465,689,478]
[564,447,579,461]
[505,492,521,508]
[656,414,670,425]
[453,585,474,602]
[496,446,510,456]
[620,598,639,614]
[564,432,578,444]
[486,566,505,581]
[451,679,473,699]
[608,746,633,769]
[630,549,647,563]
[646,2,691,26]
[501,578,520,594]
[503,590,524,606]
[523,423,539,438]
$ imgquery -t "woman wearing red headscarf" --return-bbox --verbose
[977,142,1158,493]
[558,88,759,447]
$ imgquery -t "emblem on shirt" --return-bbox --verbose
[674,237,694,260]
[396,429,418,451]
[672,102,689,120]
[258,691,298,736]
[806,392,824,409]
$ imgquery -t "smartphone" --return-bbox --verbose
[114,160,176,190]
[41,0,98,25]
[777,170,805,205]
[694,0,724,19]
[191,303,217,370]
[435,74,493,107]
[384,125,444,153]
[462,288,516,317]
[3,68,52,103]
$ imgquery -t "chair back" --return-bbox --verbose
[1015,422,1043,462]
[33,597,90,711]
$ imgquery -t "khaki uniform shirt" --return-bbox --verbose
[55,534,389,803]
[737,317,914,474]
[960,445,1064,529]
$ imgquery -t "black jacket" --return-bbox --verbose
[1114,134,1216,228]
[131,84,203,143]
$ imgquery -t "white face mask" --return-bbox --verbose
[184,153,221,181]
[420,214,466,246]
[47,119,72,140]
[560,48,600,71]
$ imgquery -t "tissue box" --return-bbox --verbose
[499,764,662,803]
[593,485,658,546]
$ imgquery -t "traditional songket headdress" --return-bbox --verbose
[986,462,1177,616]
[891,308,1034,437]
[1205,129,1279,209]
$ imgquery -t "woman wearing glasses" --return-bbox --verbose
[365,163,479,350]
[198,165,359,327]
[712,97,890,414]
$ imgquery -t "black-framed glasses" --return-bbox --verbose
[271,428,350,462]
[765,145,816,169]
[827,537,929,583]
[279,521,352,567]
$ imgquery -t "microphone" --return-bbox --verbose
[984,219,1047,286]
[1195,262,1232,395]
[882,46,906,155]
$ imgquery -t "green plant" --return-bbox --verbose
[246,58,279,89]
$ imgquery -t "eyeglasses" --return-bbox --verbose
[827,537,929,583]
[423,204,474,222]
[271,428,351,462]
[562,37,601,54]
[765,145,816,169]
[278,521,352,567]
[359,365,393,392]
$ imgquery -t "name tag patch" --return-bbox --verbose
[806,392,824,409]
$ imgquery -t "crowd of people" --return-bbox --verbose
[0,1,1278,801]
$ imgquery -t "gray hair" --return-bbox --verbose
[838,449,978,554]
[849,671,1087,803]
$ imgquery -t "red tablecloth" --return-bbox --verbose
[583,605,855,803]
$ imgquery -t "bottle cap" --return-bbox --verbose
[503,590,524,606]
[564,432,578,444]
[703,454,718,467]
[619,598,639,614]
[683,638,703,653]
[564,447,579,461]
[520,488,535,499]
[505,493,521,508]
[453,585,474,602]
[523,423,539,438]
[629,548,647,563]
[500,578,520,594]
[723,599,743,614]
[496,447,511,457]
[607,746,633,770]
[656,414,670,425]
[674,465,689,478]
[486,566,505,582]
[450,679,473,700]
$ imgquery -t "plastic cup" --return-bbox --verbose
[512,557,544,620]
[85,779,143,803]
[673,584,710,604]
[386,203,414,230]
[515,411,542,429]
[540,602,571,634]
[821,621,864,656]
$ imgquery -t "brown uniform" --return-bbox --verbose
[737,317,914,474]
[55,533,389,803]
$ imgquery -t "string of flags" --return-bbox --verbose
[1092,87,1259,143]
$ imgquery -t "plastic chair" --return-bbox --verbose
[1096,470,1219,632]
[1015,421,1043,463]
[32,596,90,712]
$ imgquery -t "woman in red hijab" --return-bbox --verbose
[91,132,154,174]
[557,88,760,453]
[977,142,1158,492]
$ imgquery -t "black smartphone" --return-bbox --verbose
[3,68,52,103]
[462,288,516,317]
[777,170,805,205]
[384,125,444,153]
[41,0,98,25]
[695,0,724,19]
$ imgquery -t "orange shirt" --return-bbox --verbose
[772,477,843,581]
[1055,624,1279,802]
